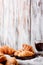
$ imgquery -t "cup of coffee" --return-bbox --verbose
[35,42,43,51]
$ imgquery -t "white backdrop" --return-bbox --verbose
[0,0,43,50]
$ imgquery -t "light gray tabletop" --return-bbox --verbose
[17,56,43,65]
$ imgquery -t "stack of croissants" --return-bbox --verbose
[0,44,35,65]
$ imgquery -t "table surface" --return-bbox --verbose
[5,55,43,65]
[17,56,43,65]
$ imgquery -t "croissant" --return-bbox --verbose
[0,46,16,55]
[14,50,34,57]
[0,53,7,63]
[5,56,18,65]
[0,46,8,54]
[22,44,34,53]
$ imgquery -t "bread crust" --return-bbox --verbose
[14,50,34,57]
[14,44,35,57]
[22,44,34,53]
[0,46,16,55]
[0,53,6,63]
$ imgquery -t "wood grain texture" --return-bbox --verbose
[3,0,17,49]
[0,0,43,50]
[17,0,31,49]
[31,0,43,51]
[0,0,30,49]
[0,0,4,46]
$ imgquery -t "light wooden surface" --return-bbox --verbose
[0,0,43,50]
[31,0,43,50]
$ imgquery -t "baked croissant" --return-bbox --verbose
[0,46,16,55]
[14,50,34,57]
[0,53,7,63]
[22,44,34,53]
[5,56,18,65]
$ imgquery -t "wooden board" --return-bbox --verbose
[0,0,43,50]
[31,0,43,51]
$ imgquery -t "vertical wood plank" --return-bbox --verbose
[31,0,43,51]
[40,0,43,42]
[0,0,31,49]
[3,0,17,49]
[3,0,9,46]
[17,0,31,49]
[0,0,4,45]
[1,0,43,50]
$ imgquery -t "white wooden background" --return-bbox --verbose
[0,0,43,50]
